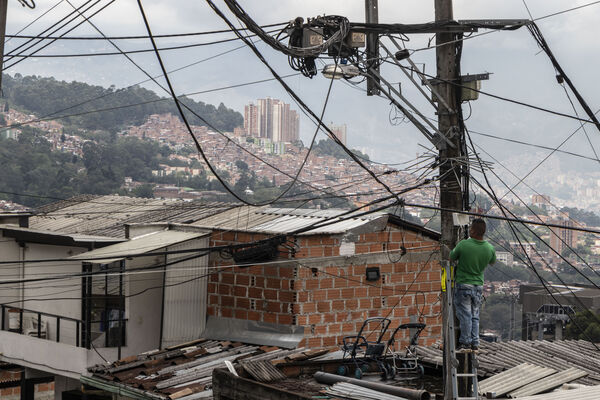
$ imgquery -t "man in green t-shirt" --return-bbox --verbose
[450,218,496,351]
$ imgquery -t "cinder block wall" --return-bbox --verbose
[207,227,441,349]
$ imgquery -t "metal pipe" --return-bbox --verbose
[314,371,431,400]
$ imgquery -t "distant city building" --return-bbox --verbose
[244,98,299,143]
[531,194,551,209]
[327,123,347,145]
[496,251,514,266]
[548,216,580,256]
[509,241,537,256]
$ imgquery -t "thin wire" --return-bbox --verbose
[5,0,66,44]
[5,22,287,40]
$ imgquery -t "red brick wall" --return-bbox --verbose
[207,226,441,350]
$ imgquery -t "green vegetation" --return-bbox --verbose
[565,310,600,342]
[3,73,243,132]
[313,138,370,161]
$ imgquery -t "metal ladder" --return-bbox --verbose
[444,262,480,400]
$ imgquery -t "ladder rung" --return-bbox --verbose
[457,397,478,400]
[456,373,476,377]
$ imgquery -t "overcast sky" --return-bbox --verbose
[5,0,600,202]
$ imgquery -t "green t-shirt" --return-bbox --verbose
[450,238,496,285]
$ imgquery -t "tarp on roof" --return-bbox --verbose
[70,229,208,263]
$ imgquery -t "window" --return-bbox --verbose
[82,262,126,348]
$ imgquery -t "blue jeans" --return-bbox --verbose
[454,283,483,346]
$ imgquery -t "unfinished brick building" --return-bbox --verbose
[195,207,442,349]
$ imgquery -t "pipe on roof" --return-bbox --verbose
[314,371,430,400]
[80,375,166,400]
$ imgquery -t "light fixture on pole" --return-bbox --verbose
[322,63,360,80]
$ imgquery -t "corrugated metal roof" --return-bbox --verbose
[0,225,123,243]
[509,367,588,398]
[31,195,235,238]
[192,206,386,235]
[478,363,556,397]
[86,339,330,399]
[516,385,600,400]
[416,340,600,386]
[70,230,208,263]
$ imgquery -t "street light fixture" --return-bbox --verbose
[322,63,360,80]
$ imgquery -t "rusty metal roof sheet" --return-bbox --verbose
[86,339,329,399]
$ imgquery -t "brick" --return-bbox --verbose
[279,291,294,302]
[247,311,260,321]
[323,313,337,324]
[221,308,233,318]
[341,288,355,299]
[319,278,334,289]
[235,275,250,286]
[296,315,308,325]
[303,303,317,313]
[355,244,369,254]
[266,278,281,289]
[279,266,295,278]
[264,265,278,277]
[264,301,282,313]
[221,273,235,284]
[234,310,248,319]
[218,284,231,295]
[263,313,277,324]
[323,247,333,257]
[233,286,247,297]
[313,289,327,301]
[308,314,322,324]
[328,323,341,334]
[355,287,368,298]
[314,325,327,335]
[331,300,345,311]
[317,301,331,313]
[297,292,309,302]
[236,297,249,309]
[334,278,348,288]
[327,289,341,300]
[345,299,358,310]
[263,289,278,300]
[323,336,338,347]
[359,299,370,309]
[308,337,322,348]
[278,314,293,325]
[305,279,319,290]
[248,287,263,299]
[221,296,234,307]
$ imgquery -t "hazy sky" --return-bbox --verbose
[5,1,600,195]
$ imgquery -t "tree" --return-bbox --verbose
[565,310,600,342]
[235,160,249,171]
[132,184,155,198]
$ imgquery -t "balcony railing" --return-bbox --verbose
[0,305,83,347]
[1,305,128,349]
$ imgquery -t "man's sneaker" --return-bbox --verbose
[456,343,470,352]
[471,344,479,351]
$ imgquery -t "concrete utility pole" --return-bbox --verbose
[0,0,7,93]
[435,0,465,398]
